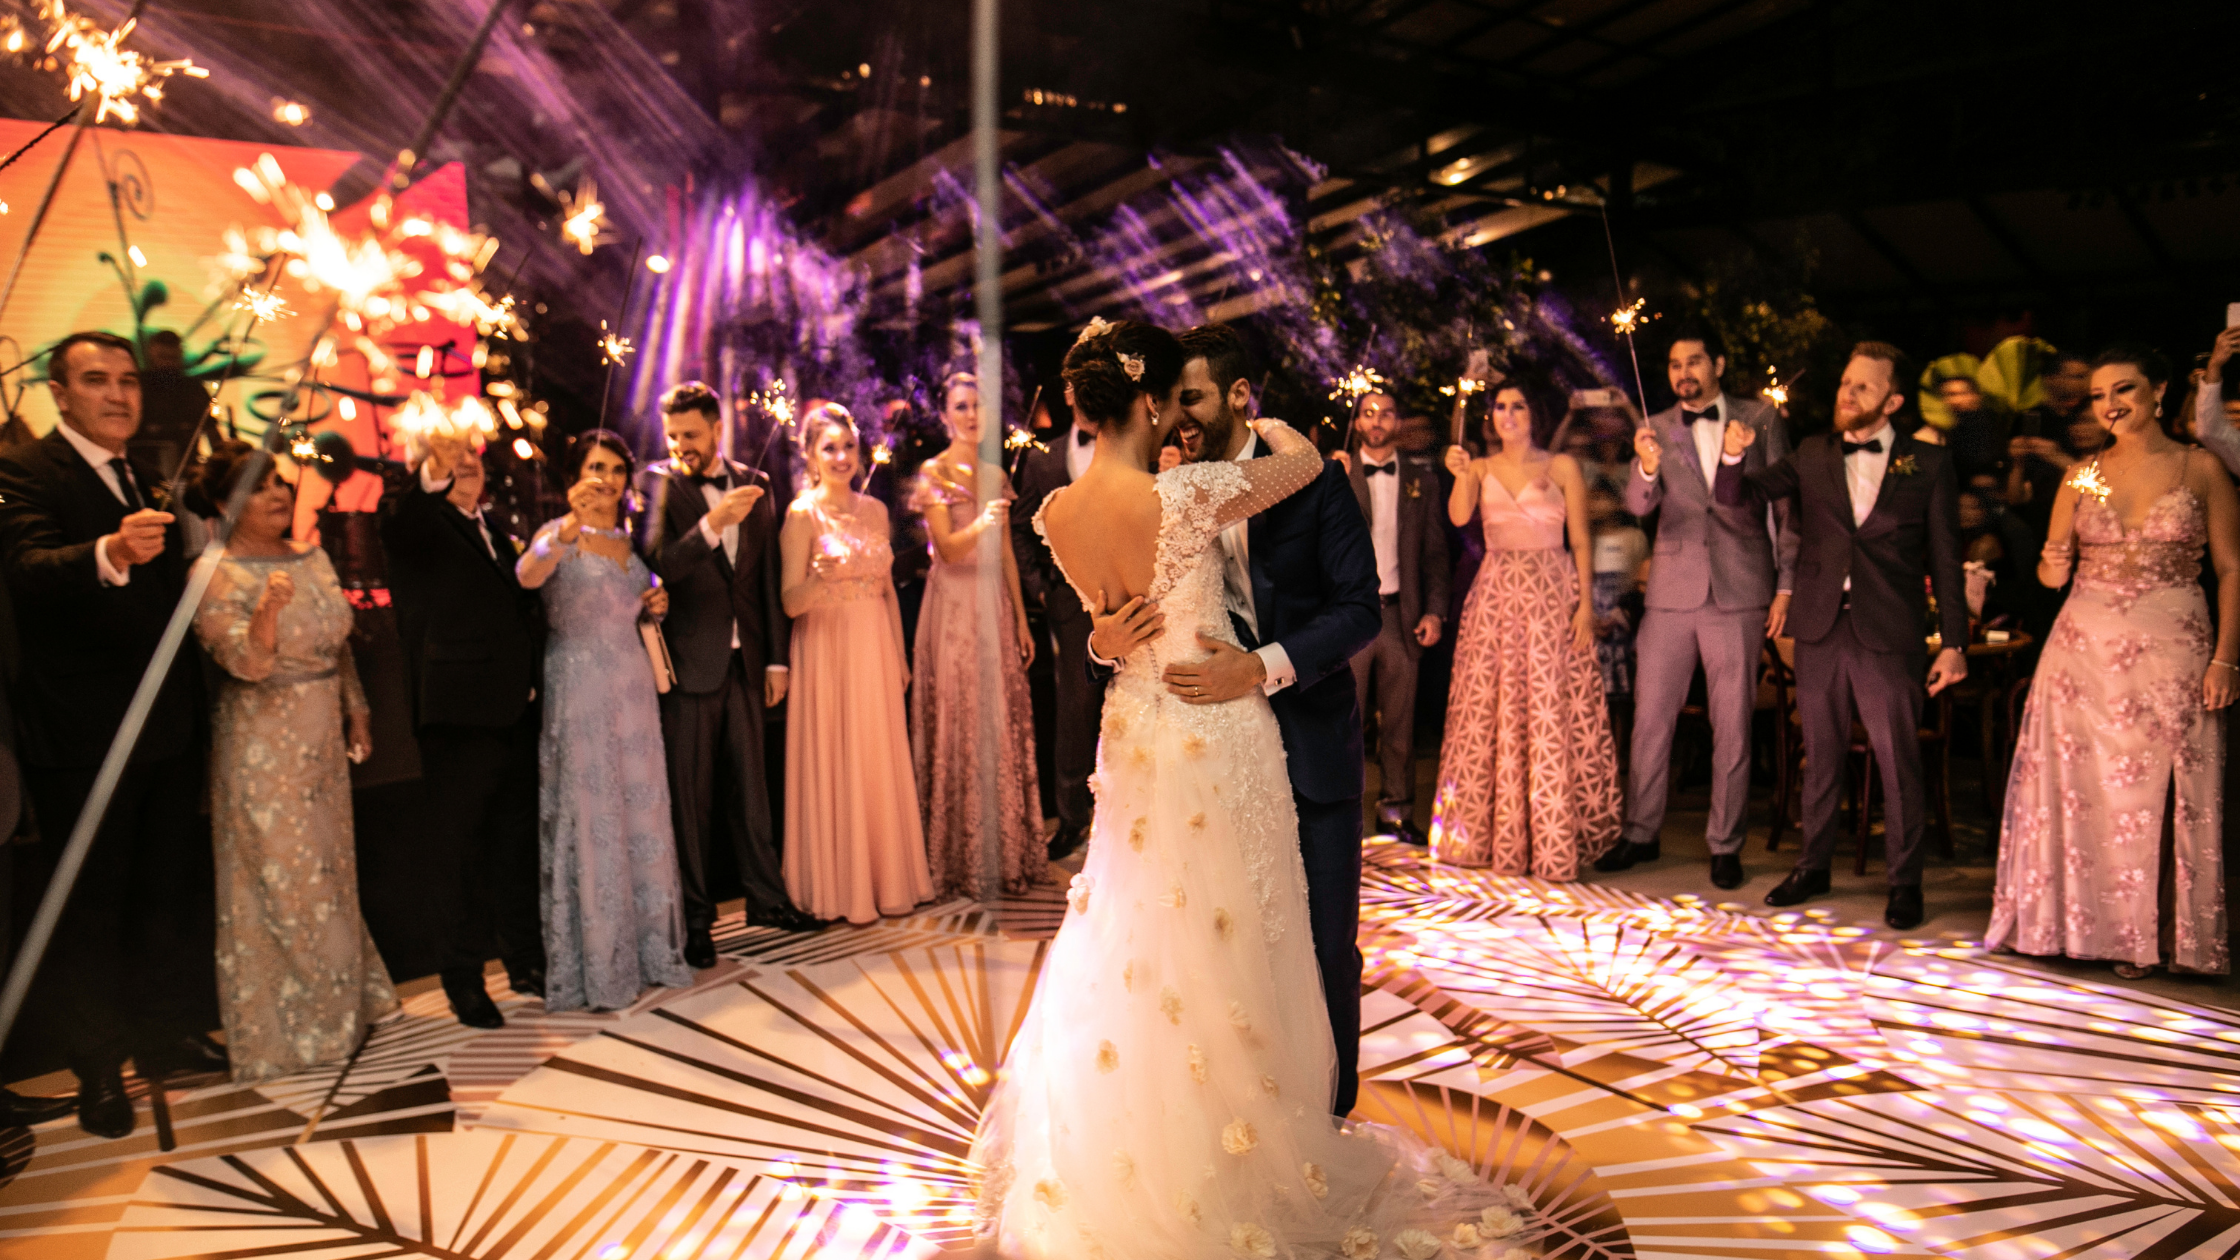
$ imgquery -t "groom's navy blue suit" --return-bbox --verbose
[1235,445,1381,1116]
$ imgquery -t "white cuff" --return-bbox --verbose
[698,516,722,549]
[1720,451,1744,466]
[419,465,454,493]
[1088,640,1120,671]
[766,664,789,675]
[1636,460,1657,482]
[1255,643,1296,696]
[94,534,130,586]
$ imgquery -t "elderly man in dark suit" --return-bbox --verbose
[1597,328,1795,889]
[1011,402,1106,860]
[382,434,548,1028]
[1716,342,1968,930]
[0,331,222,1138]
[637,382,815,962]
[1343,392,1450,844]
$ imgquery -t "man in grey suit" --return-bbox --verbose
[1595,328,1796,889]
[1344,392,1450,843]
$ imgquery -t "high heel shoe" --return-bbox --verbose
[2112,962,2155,980]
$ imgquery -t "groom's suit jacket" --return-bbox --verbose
[636,457,788,695]
[1716,429,1967,653]
[1239,446,1382,806]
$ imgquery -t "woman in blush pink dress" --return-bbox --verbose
[911,372,1045,902]
[1990,346,2238,979]
[781,404,933,925]
[1430,374,1623,878]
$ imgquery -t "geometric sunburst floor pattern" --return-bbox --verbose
[8,840,2240,1259]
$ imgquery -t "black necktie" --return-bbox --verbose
[1362,460,1396,477]
[1075,428,1094,447]
[1840,438,1883,456]
[107,458,144,510]
[1683,407,1719,425]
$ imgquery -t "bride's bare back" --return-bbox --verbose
[1038,460,1162,612]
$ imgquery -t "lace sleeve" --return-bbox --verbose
[191,557,274,682]
[1155,422,1323,536]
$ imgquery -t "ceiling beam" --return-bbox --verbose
[1839,209,1941,302]
[1558,0,1773,83]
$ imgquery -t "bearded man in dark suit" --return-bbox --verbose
[1715,342,1968,931]
[0,331,222,1138]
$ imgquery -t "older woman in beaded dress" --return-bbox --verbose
[192,442,396,1082]
[1989,346,2239,979]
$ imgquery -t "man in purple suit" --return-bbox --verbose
[1596,328,1795,889]
[1715,342,1968,930]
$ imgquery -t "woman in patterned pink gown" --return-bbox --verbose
[1430,377,1623,878]
[1990,348,2238,978]
[912,373,1045,902]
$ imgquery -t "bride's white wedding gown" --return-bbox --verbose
[976,432,1531,1259]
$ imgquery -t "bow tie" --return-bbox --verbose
[1075,428,1094,447]
[686,469,729,489]
[1362,460,1396,477]
[1683,407,1720,425]
[1840,437,1884,456]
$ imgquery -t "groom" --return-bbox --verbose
[1128,323,1381,1115]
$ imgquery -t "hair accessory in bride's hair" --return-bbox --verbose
[1075,315,1113,345]
[1118,352,1145,382]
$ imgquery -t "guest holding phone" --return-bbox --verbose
[516,430,691,1011]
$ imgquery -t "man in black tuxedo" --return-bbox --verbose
[1343,392,1450,844]
[1714,342,1968,930]
[1128,323,1380,1116]
[0,331,222,1138]
[1011,405,1106,859]
[637,382,815,960]
[382,435,546,1027]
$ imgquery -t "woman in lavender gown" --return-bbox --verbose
[1990,346,2238,978]
[517,430,693,1011]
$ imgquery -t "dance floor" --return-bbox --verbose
[7,839,2240,1259]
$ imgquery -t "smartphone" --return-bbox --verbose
[2227,301,2240,329]
[1573,388,1624,408]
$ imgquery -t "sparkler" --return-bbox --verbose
[1608,299,1648,338]
[1760,365,1805,412]
[233,287,292,322]
[597,321,633,365]
[557,177,611,255]
[1327,363,1390,406]
[2069,460,2112,503]
[35,1,209,127]
[748,380,802,469]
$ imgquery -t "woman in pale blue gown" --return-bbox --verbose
[517,430,693,1011]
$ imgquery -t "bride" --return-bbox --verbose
[972,319,1533,1259]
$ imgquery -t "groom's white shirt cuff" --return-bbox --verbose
[1255,644,1296,695]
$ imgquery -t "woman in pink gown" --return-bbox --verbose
[1431,377,1623,878]
[781,404,934,924]
[1990,348,2238,978]
[911,372,1045,902]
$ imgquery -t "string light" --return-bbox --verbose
[645,254,671,274]
[35,1,209,126]
[270,98,310,127]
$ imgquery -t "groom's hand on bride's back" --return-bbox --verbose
[1090,589,1166,662]
[1164,633,1267,704]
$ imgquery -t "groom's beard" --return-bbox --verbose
[1180,409,1242,464]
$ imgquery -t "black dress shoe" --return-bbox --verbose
[750,905,826,934]
[1709,853,1745,890]
[2,1087,77,1126]
[507,967,546,999]
[1763,867,1832,907]
[138,1033,229,1078]
[1885,884,1925,931]
[76,1070,132,1140]
[445,983,505,1030]
[1384,817,1429,847]
[683,929,718,970]
[1046,822,1088,861]
[1593,839,1659,873]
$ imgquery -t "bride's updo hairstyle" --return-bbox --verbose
[1062,318,1184,429]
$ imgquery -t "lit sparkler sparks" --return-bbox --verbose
[37,2,209,127]
[2069,460,2112,502]
[597,321,633,366]
[870,442,894,466]
[1004,427,1038,451]
[232,287,292,322]
[1327,363,1389,405]
[1761,366,1789,410]
[749,379,796,427]
[558,178,611,255]
[1609,298,1648,338]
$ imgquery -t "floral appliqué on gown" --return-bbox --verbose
[974,445,1545,1259]
[1989,478,2226,973]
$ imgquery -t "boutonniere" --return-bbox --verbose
[1404,478,1423,499]
[145,479,172,511]
[1890,454,1919,477]
[510,536,525,555]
